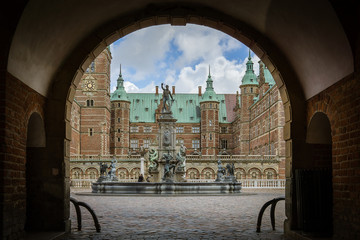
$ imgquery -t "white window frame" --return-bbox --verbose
[143,126,152,133]
[130,139,138,149]
[192,139,200,149]
[192,127,200,133]
[176,127,184,133]
[143,139,150,149]
[130,126,139,133]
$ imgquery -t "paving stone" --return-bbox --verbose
[61,189,286,239]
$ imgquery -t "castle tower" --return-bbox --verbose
[200,66,220,155]
[110,65,131,156]
[239,50,259,154]
[74,48,112,156]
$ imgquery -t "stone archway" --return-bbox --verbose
[50,4,302,235]
[201,167,215,180]
[116,167,129,179]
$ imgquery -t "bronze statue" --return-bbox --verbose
[161,83,174,113]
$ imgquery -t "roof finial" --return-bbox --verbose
[248,48,251,60]
[208,65,211,77]
[119,64,122,77]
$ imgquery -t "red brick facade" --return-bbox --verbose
[70,50,286,180]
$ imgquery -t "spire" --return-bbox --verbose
[245,49,254,73]
[116,64,124,90]
[200,65,218,103]
[241,48,258,86]
[111,64,129,102]
[206,65,214,91]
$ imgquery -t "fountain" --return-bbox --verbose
[92,83,241,194]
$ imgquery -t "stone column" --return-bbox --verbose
[140,157,145,175]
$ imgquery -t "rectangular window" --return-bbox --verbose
[118,103,121,107]
[176,127,184,133]
[220,139,228,149]
[143,139,150,149]
[89,128,93,136]
[117,137,120,142]
[176,139,184,145]
[130,126,139,133]
[192,127,200,133]
[143,126,152,133]
[221,126,227,133]
[117,128,120,133]
[130,139,138,149]
[117,118,121,123]
[86,99,94,107]
[192,139,200,149]
[209,120,212,126]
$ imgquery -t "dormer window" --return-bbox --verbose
[145,108,149,112]
[136,99,140,103]
[135,116,139,120]
[179,108,183,112]
[118,95,121,98]
[189,100,193,103]
[209,96,212,99]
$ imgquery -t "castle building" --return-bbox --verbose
[70,48,285,184]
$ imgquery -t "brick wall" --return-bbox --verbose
[0,71,46,239]
[306,74,360,239]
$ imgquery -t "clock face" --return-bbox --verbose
[85,80,95,91]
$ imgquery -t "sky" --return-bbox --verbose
[109,24,260,94]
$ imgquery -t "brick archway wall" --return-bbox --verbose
[305,73,360,238]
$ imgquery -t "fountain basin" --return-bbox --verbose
[92,182,241,194]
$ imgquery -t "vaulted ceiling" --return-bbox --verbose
[7,0,354,99]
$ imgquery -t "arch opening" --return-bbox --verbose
[294,112,333,236]
[57,6,296,237]
[25,113,48,231]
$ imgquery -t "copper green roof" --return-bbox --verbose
[200,66,219,103]
[125,93,231,123]
[111,65,129,101]
[241,49,258,86]
[264,68,275,86]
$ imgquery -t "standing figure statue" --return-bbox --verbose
[108,159,118,181]
[226,163,235,176]
[161,83,174,113]
[176,144,187,171]
[148,148,159,171]
[215,159,226,182]
[99,162,108,176]
[162,152,176,182]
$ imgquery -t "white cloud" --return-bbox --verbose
[164,53,260,94]
[109,24,260,94]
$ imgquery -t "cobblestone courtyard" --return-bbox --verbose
[62,189,286,240]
